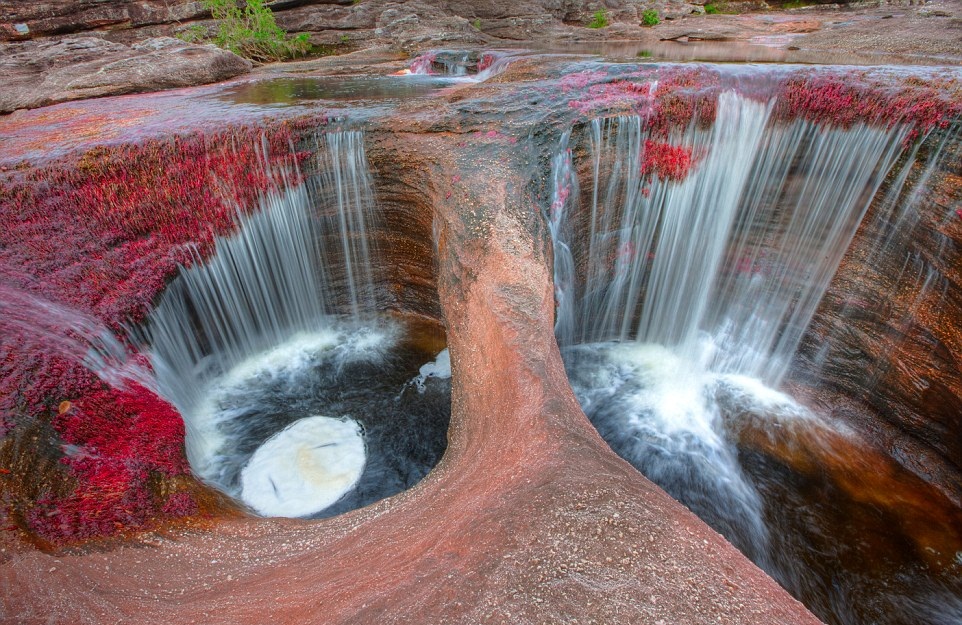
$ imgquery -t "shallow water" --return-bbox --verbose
[219,75,466,107]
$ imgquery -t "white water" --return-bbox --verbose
[556,91,907,384]
[408,50,515,82]
[311,130,380,319]
[409,348,451,394]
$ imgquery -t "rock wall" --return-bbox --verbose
[792,125,962,503]
[0,0,705,43]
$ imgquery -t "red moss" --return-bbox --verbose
[478,53,497,73]
[560,70,608,93]
[1,121,312,544]
[1,123,307,329]
[569,79,655,116]
[640,140,693,181]
[410,52,437,75]
[565,67,720,136]
[774,71,962,144]
[21,383,190,544]
[162,491,198,517]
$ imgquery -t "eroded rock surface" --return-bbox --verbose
[792,127,962,504]
[2,1,962,113]
[0,36,251,113]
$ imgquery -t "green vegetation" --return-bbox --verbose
[473,18,482,30]
[642,9,660,26]
[203,0,310,63]
[780,0,815,8]
[637,49,653,58]
[704,3,720,14]
[588,8,609,29]
[175,24,208,44]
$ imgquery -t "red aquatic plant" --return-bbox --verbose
[25,383,190,544]
[565,67,720,136]
[0,123,307,329]
[410,52,437,75]
[478,53,497,73]
[1,120,313,544]
[640,140,693,181]
[774,70,962,144]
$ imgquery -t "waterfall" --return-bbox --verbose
[311,130,379,319]
[554,90,908,386]
[551,89,920,574]
[144,131,381,480]
[0,284,153,393]
[548,128,577,347]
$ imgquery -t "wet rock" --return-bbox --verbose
[0,119,824,625]
[0,36,251,113]
[793,125,962,503]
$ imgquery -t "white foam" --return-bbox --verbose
[412,348,451,393]
[240,416,366,517]
[186,323,399,484]
[610,342,721,444]
[715,373,810,419]
[187,330,342,479]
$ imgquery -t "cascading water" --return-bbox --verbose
[0,284,153,394]
[550,88,962,625]
[556,91,908,380]
[144,131,450,518]
[408,50,515,82]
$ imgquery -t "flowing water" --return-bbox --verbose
[550,91,962,625]
[143,131,450,518]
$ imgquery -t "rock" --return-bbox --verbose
[374,3,490,49]
[793,124,962,504]
[0,36,251,113]
[0,0,207,41]
[0,102,825,625]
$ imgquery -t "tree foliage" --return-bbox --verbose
[204,0,310,63]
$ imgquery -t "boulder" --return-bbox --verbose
[0,36,251,113]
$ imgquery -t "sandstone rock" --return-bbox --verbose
[0,36,251,113]
[374,3,491,49]
[0,0,207,41]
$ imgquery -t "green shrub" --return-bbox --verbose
[473,18,482,30]
[204,0,310,63]
[642,9,659,26]
[637,49,653,58]
[704,3,720,14]
[175,24,208,44]
[588,8,609,29]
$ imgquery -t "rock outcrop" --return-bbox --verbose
[0,36,251,113]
